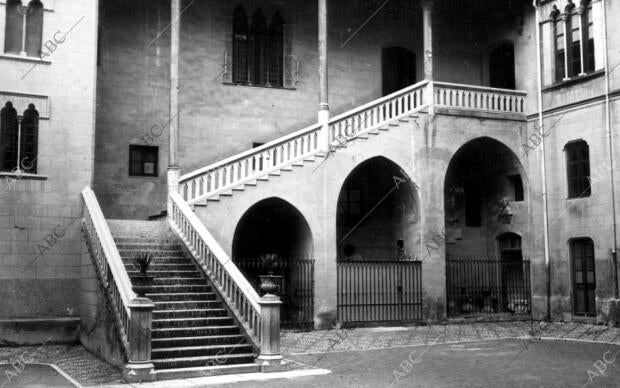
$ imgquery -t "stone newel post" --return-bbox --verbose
[256,275,287,372]
[123,297,156,382]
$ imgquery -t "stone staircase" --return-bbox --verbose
[189,113,419,209]
[108,220,260,379]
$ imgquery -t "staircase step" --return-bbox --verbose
[232,185,245,191]
[146,292,217,302]
[378,126,389,131]
[153,308,228,320]
[220,190,233,197]
[154,363,261,380]
[152,277,206,286]
[292,161,304,166]
[154,300,222,310]
[302,156,315,162]
[119,250,186,258]
[245,180,257,186]
[126,263,197,272]
[152,325,241,338]
[257,175,269,181]
[367,129,380,135]
[123,257,193,265]
[115,244,183,251]
[280,165,293,171]
[151,334,246,348]
[399,117,409,122]
[127,270,201,278]
[152,353,256,369]
[152,344,253,359]
[153,316,234,329]
[142,285,211,294]
[268,170,281,176]
[206,196,220,202]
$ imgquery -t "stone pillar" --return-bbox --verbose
[256,293,287,372]
[421,0,434,81]
[123,297,156,383]
[168,0,181,211]
[318,0,330,151]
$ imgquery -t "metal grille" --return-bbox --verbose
[337,260,423,324]
[234,256,314,329]
[446,255,531,318]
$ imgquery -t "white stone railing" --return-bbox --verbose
[179,122,322,204]
[329,79,429,142]
[168,192,262,345]
[433,82,526,114]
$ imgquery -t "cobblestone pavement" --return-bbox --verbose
[0,343,123,386]
[281,321,620,355]
[1,322,620,386]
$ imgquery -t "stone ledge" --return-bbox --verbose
[0,317,80,345]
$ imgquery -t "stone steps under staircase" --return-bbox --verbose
[107,220,260,379]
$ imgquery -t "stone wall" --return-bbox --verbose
[0,0,98,343]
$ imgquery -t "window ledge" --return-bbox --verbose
[0,172,48,181]
[0,53,51,65]
[543,69,605,92]
[222,82,296,91]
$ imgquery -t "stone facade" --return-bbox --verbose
[0,0,98,342]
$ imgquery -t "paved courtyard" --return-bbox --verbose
[1,321,620,387]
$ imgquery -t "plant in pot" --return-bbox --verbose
[258,253,282,296]
[132,252,154,297]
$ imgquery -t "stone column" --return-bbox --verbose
[168,0,181,212]
[256,292,287,372]
[123,297,156,383]
[421,1,434,81]
[318,0,330,151]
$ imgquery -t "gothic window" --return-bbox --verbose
[0,102,39,173]
[232,6,249,83]
[565,140,590,198]
[0,102,19,172]
[231,6,285,87]
[4,0,44,57]
[552,2,596,82]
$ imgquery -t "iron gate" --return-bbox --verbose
[446,255,531,317]
[337,260,423,323]
[234,256,314,329]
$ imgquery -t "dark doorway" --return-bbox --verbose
[382,47,417,96]
[489,42,515,90]
[571,238,596,316]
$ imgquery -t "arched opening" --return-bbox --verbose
[337,156,419,260]
[336,157,422,323]
[232,197,314,327]
[382,47,417,96]
[489,42,516,89]
[444,137,530,318]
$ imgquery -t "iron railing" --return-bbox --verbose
[234,256,314,329]
[446,255,531,318]
[337,260,423,324]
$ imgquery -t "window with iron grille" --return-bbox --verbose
[0,102,39,173]
[4,0,44,57]
[565,140,590,198]
[129,145,158,177]
[232,6,284,87]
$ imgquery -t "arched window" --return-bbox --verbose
[232,6,249,84]
[20,103,39,173]
[497,233,522,262]
[25,0,43,58]
[552,1,596,82]
[0,102,19,172]
[565,140,590,198]
[268,12,284,87]
[4,0,23,54]
[3,0,44,57]
[231,7,285,87]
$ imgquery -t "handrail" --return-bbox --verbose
[81,186,135,353]
[168,192,262,345]
[434,82,527,114]
[179,122,322,183]
[328,79,429,123]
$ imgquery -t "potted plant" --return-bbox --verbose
[132,252,154,297]
[258,253,282,296]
